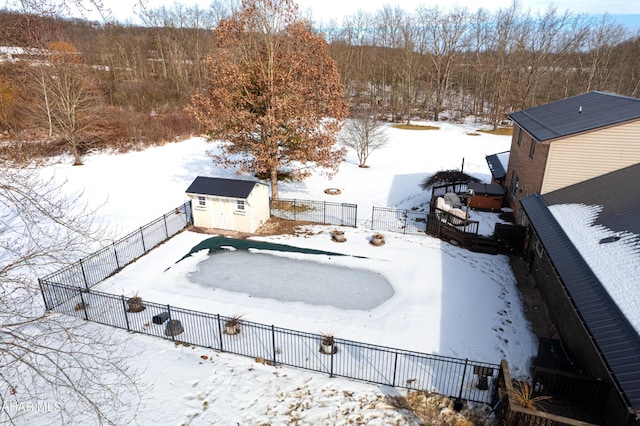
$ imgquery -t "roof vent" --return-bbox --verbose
[599,233,621,244]
[578,106,582,114]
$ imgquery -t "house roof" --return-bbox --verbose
[485,151,509,180]
[509,91,640,142]
[543,163,640,237]
[186,176,262,199]
[520,167,640,412]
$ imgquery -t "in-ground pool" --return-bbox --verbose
[187,250,394,310]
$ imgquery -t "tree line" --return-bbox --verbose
[1,0,639,162]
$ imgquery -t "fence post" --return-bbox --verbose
[403,210,408,234]
[163,214,169,238]
[329,341,334,378]
[458,358,469,401]
[140,227,146,252]
[113,243,121,270]
[392,352,399,387]
[121,295,130,332]
[271,325,277,366]
[323,201,326,225]
[216,314,224,352]
[38,279,50,310]
[167,305,174,341]
[353,204,358,227]
[371,207,375,230]
[79,259,89,290]
[78,290,88,321]
[185,201,192,225]
[293,200,297,222]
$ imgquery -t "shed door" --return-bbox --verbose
[210,198,234,230]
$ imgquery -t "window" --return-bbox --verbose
[511,172,519,196]
[529,140,536,158]
[516,128,523,146]
[197,196,206,207]
[236,200,245,211]
[534,239,544,258]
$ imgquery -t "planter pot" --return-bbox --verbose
[224,321,241,335]
[320,337,337,354]
[331,231,346,243]
[320,343,337,354]
[127,297,145,313]
[370,235,385,246]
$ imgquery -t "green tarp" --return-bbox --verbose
[181,236,359,261]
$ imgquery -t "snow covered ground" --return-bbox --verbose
[17,120,538,424]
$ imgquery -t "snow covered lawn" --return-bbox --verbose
[28,120,538,424]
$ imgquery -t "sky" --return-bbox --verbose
[106,0,640,31]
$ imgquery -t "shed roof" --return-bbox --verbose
[520,168,640,412]
[509,91,640,142]
[186,176,262,199]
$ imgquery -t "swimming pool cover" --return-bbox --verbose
[180,236,361,261]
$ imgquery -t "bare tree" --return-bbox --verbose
[417,6,470,121]
[341,111,389,168]
[0,166,143,425]
[25,41,106,165]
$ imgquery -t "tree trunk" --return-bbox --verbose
[270,168,279,200]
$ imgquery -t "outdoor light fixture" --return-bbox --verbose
[599,233,621,244]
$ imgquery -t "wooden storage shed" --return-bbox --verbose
[467,182,504,211]
[186,176,270,233]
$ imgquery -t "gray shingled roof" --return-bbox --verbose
[509,91,640,142]
[186,176,260,199]
[521,170,640,412]
[485,151,509,180]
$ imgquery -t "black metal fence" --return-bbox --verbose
[40,280,500,405]
[370,206,430,235]
[270,198,357,228]
[39,202,192,292]
[38,198,502,406]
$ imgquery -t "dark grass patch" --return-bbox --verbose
[478,127,513,136]
[270,199,317,213]
[391,124,440,131]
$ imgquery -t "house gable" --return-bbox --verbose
[541,119,640,193]
[505,92,640,221]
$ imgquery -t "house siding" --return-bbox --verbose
[505,125,549,222]
[542,120,640,194]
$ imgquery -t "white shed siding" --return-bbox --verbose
[186,181,269,233]
[541,120,640,194]
[190,195,212,228]
[249,183,270,232]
